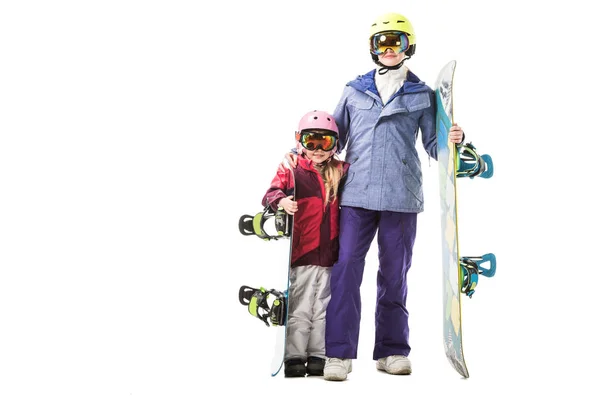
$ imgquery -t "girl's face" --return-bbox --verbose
[304,148,333,165]
[377,49,405,67]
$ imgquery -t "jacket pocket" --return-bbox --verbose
[348,96,375,110]
[401,157,423,204]
[385,92,431,116]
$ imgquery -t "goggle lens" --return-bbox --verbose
[370,31,409,55]
[299,132,337,152]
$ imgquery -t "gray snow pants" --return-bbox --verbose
[284,265,331,361]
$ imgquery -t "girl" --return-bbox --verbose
[262,110,349,377]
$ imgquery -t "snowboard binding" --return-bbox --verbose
[456,142,493,179]
[239,206,292,241]
[238,285,287,327]
[460,253,496,298]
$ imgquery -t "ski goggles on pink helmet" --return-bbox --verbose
[295,130,338,152]
[370,31,410,55]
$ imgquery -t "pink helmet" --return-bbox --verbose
[297,110,338,135]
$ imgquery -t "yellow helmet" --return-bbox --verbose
[369,12,416,57]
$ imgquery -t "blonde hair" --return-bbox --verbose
[314,157,344,205]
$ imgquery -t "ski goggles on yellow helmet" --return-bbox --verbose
[370,31,410,55]
[296,130,337,152]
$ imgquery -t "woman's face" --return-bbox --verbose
[377,48,405,67]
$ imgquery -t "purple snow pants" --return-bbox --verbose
[325,206,417,360]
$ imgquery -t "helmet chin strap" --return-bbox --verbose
[377,55,411,75]
[314,156,333,168]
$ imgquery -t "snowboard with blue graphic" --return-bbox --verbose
[434,60,497,378]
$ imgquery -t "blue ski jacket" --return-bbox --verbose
[333,69,438,213]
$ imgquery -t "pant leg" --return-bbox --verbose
[373,212,417,360]
[285,265,316,361]
[306,266,331,359]
[325,206,379,359]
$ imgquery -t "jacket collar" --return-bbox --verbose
[348,68,429,97]
[297,155,313,170]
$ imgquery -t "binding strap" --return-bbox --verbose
[238,206,291,241]
[238,285,287,327]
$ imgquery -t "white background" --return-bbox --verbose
[1,0,599,399]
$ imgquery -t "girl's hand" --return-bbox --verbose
[278,196,298,214]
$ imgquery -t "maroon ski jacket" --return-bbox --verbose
[262,156,349,268]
